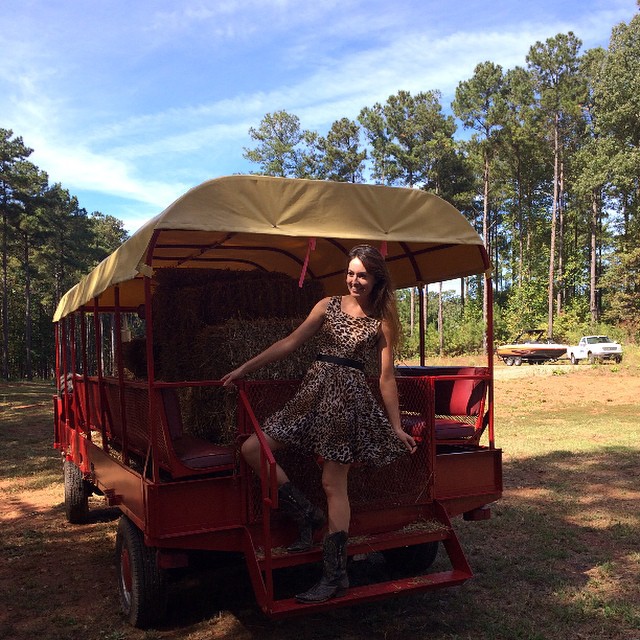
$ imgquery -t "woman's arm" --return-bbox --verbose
[378,320,417,453]
[221,297,331,386]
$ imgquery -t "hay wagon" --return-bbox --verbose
[53,176,502,627]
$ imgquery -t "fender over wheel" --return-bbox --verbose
[115,516,167,629]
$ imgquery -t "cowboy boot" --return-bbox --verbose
[295,530,349,603]
[277,482,326,553]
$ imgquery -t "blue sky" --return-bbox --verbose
[1,0,637,232]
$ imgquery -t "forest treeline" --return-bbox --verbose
[2,11,639,379]
[0,131,128,379]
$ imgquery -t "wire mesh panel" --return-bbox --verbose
[241,376,435,522]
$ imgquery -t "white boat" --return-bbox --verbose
[496,329,567,365]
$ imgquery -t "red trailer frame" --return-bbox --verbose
[53,176,502,627]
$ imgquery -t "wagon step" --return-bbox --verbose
[249,504,474,617]
[257,524,452,570]
[266,568,471,617]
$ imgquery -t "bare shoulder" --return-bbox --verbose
[301,296,332,326]
[312,296,333,314]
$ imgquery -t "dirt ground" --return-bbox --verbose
[1,364,639,640]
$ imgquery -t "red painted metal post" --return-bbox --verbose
[60,318,71,430]
[93,298,108,451]
[143,229,161,485]
[54,322,60,392]
[114,286,129,464]
[485,272,495,448]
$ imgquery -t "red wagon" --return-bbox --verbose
[53,176,502,627]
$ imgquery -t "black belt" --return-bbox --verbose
[316,353,365,371]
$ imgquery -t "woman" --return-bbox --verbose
[222,244,416,603]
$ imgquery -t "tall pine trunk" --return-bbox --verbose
[589,189,599,325]
[23,231,33,380]
[482,151,490,354]
[2,209,8,380]
[547,113,560,339]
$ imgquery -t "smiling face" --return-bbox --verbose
[346,257,375,303]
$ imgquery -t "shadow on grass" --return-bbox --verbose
[57,447,640,640]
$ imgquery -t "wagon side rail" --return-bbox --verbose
[237,384,280,604]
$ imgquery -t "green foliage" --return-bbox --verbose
[0,129,129,380]
[321,118,367,183]
[396,287,485,359]
[600,245,640,341]
[501,280,549,339]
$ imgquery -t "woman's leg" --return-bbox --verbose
[295,460,351,603]
[240,433,289,485]
[241,433,325,552]
[321,460,351,533]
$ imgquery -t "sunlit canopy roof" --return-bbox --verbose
[54,175,489,321]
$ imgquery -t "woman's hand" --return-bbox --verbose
[394,428,418,453]
[221,366,245,387]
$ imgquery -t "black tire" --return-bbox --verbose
[115,516,167,629]
[514,357,522,366]
[382,541,439,578]
[505,357,514,366]
[588,352,596,365]
[570,353,577,365]
[63,460,89,524]
[615,355,622,363]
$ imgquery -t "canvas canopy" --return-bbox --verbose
[53,175,489,322]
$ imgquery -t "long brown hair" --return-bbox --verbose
[348,244,402,351]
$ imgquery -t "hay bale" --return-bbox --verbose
[152,269,323,382]
[147,268,380,445]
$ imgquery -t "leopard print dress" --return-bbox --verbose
[262,296,408,466]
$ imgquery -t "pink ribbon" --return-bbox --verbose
[380,240,388,257]
[298,238,316,287]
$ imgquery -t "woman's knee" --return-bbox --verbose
[322,463,350,498]
[241,435,259,461]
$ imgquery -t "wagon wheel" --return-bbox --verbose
[382,542,439,579]
[63,460,90,524]
[505,357,514,366]
[115,516,167,629]
[513,357,522,366]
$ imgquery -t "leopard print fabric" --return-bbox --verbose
[262,296,408,466]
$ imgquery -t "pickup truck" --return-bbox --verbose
[566,335,623,364]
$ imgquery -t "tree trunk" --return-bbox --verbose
[23,231,33,380]
[589,189,599,325]
[2,209,9,380]
[409,287,415,337]
[547,113,560,339]
[422,284,428,334]
[556,157,565,316]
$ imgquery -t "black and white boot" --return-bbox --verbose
[277,482,326,553]
[295,530,349,603]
